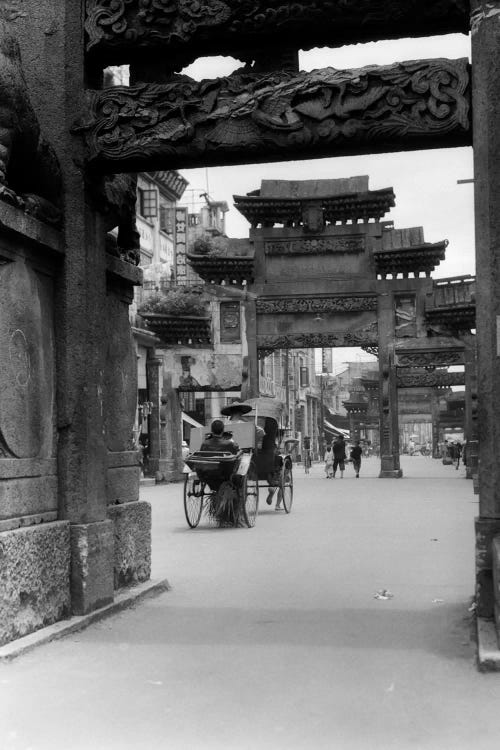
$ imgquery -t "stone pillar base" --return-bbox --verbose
[108,501,151,589]
[0,521,70,646]
[379,469,403,478]
[149,458,183,483]
[493,537,500,640]
[379,455,403,478]
[465,440,479,481]
[475,518,500,619]
[70,521,114,615]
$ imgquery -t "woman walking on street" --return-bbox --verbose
[324,445,334,478]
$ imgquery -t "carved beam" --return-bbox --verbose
[395,349,465,368]
[256,296,378,315]
[396,371,466,388]
[85,1,469,68]
[78,58,471,174]
[256,323,379,351]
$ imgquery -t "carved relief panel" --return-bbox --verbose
[79,59,471,173]
[85,1,469,67]
[0,261,55,459]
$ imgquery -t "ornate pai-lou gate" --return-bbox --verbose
[228,177,475,479]
[1,1,499,655]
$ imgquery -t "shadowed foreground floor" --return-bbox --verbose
[2,457,499,750]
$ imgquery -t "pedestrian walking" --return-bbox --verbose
[324,445,334,478]
[332,435,346,479]
[455,441,462,470]
[350,440,362,478]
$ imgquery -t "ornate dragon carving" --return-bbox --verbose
[76,58,471,173]
[264,237,365,255]
[257,322,378,350]
[396,350,465,368]
[396,370,466,388]
[256,296,378,315]
[0,2,62,225]
[85,1,469,64]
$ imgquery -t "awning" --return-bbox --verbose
[182,412,204,429]
[324,419,350,439]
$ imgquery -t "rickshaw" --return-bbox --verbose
[183,419,259,528]
[241,397,294,515]
[183,397,293,528]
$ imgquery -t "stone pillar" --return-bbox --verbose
[103,261,150,591]
[464,338,479,481]
[145,355,162,476]
[347,411,355,442]
[158,373,183,482]
[377,289,402,478]
[431,390,441,459]
[242,295,259,400]
[471,1,500,618]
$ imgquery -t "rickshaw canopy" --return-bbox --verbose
[241,397,285,425]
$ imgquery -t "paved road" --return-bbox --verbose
[2,457,500,750]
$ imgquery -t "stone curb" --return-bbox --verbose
[0,578,171,662]
[476,617,500,671]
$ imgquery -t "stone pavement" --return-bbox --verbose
[2,457,500,750]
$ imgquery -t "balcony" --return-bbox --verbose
[138,287,212,347]
[187,235,255,286]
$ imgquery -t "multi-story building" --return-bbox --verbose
[259,349,321,458]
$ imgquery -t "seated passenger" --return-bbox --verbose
[200,419,239,454]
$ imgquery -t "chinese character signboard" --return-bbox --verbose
[175,207,188,283]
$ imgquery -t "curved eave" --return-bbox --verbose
[233,189,395,225]
[187,253,255,284]
[425,304,476,328]
[374,241,447,275]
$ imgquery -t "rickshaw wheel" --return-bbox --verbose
[280,458,293,514]
[183,474,204,528]
[241,462,259,528]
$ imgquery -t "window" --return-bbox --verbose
[138,188,158,219]
[160,204,175,236]
[300,366,309,388]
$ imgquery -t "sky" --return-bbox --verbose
[179,34,473,370]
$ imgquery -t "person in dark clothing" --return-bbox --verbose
[200,419,239,454]
[332,436,347,478]
[350,440,362,478]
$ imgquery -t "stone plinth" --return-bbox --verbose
[70,522,114,615]
[493,537,500,638]
[107,451,141,505]
[475,518,500,619]
[107,502,151,589]
[0,522,70,646]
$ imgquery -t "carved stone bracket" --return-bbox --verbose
[256,296,378,315]
[257,322,378,350]
[78,58,471,173]
[85,1,469,67]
